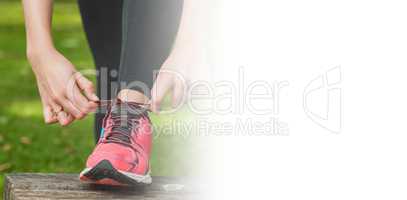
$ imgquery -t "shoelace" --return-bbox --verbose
[95,100,151,111]
[96,100,150,145]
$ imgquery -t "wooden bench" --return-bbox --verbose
[4,173,201,200]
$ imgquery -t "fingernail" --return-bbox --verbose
[92,94,99,101]
[62,121,69,127]
[60,112,67,118]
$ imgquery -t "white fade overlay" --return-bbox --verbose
[200,0,407,199]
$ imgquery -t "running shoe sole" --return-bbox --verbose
[79,159,152,186]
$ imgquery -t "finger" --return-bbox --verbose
[38,88,58,124]
[57,111,74,126]
[48,102,68,126]
[75,73,99,101]
[67,84,98,114]
[172,79,186,108]
[55,96,84,119]
[151,72,174,113]
[36,81,58,124]
[43,105,58,124]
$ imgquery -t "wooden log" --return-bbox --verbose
[4,173,202,200]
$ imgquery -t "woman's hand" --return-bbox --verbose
[22,0,98,126]
[28,49,98,125]
[150,0,212,114]
[150,48,209,113]
[150,57,188,114]
[36,77,74,126]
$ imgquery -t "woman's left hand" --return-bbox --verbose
[150,0,212,113]
[150,55,189,114]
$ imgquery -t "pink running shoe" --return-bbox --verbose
[79,100,153,186]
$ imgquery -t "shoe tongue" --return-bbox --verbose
[106,101,147,144]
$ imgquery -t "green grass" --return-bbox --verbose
[0,1,197,196]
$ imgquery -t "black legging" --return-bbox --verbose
[77,0,183,142]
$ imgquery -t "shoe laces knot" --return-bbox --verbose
[104,102,150,145]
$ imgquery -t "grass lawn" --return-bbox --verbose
[0,1,197,197]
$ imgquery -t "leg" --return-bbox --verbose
[79,0,184,186]
[117,0,183,101]
[78,0,123,142]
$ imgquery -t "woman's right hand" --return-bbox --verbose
[36,77,73,126]
[28,49,99,126]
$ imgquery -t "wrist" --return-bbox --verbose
[26,32,55,55]
[26,44,56,63]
